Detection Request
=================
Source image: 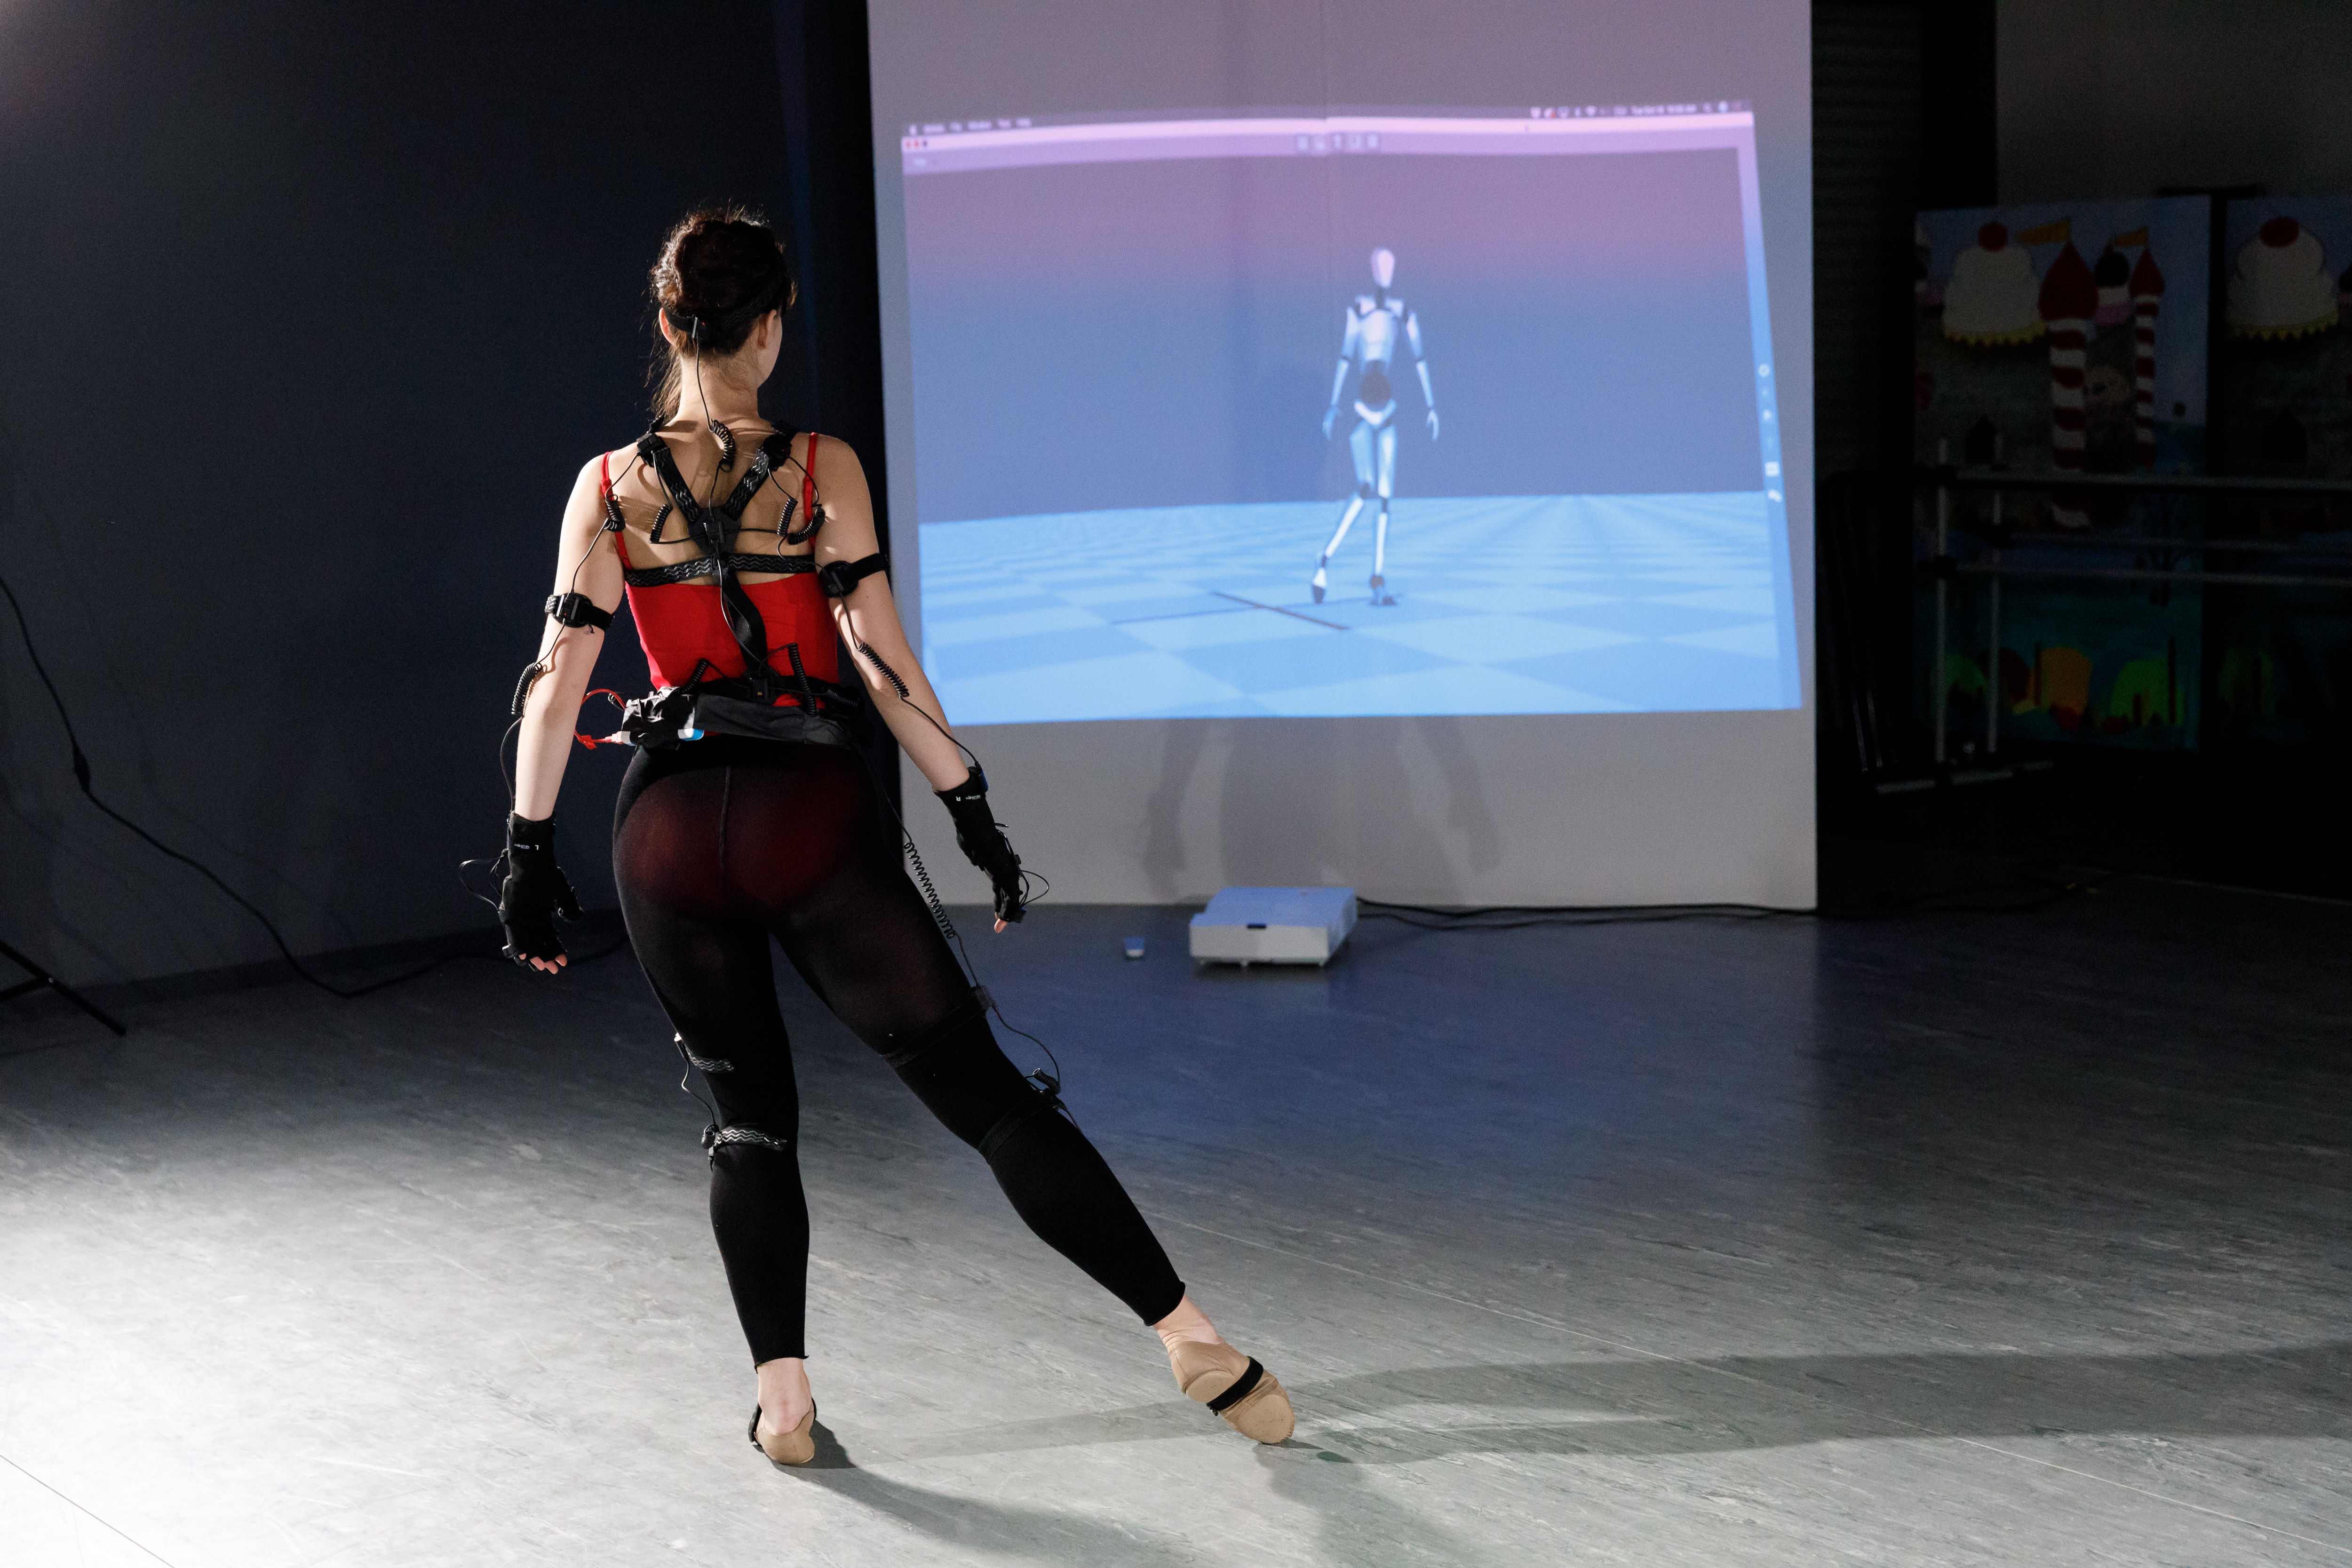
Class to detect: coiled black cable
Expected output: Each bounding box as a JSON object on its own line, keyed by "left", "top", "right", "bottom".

{"left": 0, "top": 566, "right": 552, "bottom": 999}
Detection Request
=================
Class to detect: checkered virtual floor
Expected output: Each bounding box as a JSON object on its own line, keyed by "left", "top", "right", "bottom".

{"left": 914, "top": 492, "right": 1795, "bottom": 723}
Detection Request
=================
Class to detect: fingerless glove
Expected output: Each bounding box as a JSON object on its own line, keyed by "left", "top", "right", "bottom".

{"left": 498, "top": 812, "right": 582, "bottom": 965}
{"left": 936, "top": 767, "right": 1025, "bottom": 924}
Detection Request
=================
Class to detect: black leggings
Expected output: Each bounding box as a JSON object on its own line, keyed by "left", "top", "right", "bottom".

{"left": 612, "top": 736, "right": 1184, "bottom": 1364}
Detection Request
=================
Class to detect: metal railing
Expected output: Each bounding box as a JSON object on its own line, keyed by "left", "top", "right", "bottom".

{"left": 1921, "top": 460, "right": 2352, "bottom": 766}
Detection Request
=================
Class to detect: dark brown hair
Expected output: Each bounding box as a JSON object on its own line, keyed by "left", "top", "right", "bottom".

{"left": 648, "top": 206, "right": 795, "bottom": 418}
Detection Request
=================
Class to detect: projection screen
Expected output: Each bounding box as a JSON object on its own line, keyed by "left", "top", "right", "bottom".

{"left": 868, "top": 0, "right": 1814, "bottom": 907}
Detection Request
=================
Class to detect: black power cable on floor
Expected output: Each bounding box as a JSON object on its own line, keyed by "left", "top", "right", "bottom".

{"left": 1359, "top": 899, "right": 1805, "bottom": 931}
{"left": 1358, "top": 867, "right": 2116, "bottom": 932}
{"left": 0, "top": 567, "right": 621, "bottom": 1001}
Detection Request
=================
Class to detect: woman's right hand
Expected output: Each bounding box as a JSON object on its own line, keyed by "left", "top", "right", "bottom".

{"left": 499, "top": 812, "right": 581, "bottom": 972}
{"left": 935, "top": 768, "right": 1025, "bottom": 926}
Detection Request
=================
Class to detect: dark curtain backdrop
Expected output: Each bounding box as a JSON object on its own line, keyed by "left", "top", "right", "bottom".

{"left": 0, "top": 1, "right": 887, "bottom": 990}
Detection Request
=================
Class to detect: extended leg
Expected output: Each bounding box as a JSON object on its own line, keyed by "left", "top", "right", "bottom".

{"left": 1370, "top": 422, "right": 1398, "bottom": 605}
{"left": 772, "top": 801, "right": 1184, "bottom": 1325}
{"left": 867, "top": 993, "right": 1182, "bottom": 1319}
{"left": 1313, "top": 419, "right": 1380, "bottom": 605}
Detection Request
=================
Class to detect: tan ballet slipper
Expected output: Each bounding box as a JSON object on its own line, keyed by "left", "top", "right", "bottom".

{"left": 1168, "top": 1339, "right": 1295, "bottom": 1444}
{"left": 747, "top": 1401, "right": 817, "bottom": 1467}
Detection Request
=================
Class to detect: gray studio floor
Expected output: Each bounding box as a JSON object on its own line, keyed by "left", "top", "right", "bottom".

{"left": 2, "top": 875, "right": 2348, "bottom": 1567}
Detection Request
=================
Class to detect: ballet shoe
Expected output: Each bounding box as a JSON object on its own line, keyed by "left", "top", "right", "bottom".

{"left": 1168, "top": 1338, "right": 1295, "bottom": 1444}
{"left": 747, "top": 1400, "right": 817, "bottom": 1467}
{"left": 1310, "top": 565, "right": 1329, "bottom": 605}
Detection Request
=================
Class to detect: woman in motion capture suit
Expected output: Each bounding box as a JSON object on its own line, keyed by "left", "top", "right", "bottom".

{"left": 494, "top": 208, "right": 1294, "bottom": 1465}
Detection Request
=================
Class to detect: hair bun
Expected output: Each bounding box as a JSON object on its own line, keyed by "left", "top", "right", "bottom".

{"left": 651, "top": 207, "right": 793, "bottom": 353}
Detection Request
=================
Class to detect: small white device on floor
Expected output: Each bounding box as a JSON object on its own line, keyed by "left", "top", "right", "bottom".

{"left": 1188, "top": 887, "right": 1358, "bottom": 966}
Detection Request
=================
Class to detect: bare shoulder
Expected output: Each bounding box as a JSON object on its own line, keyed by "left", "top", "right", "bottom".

{"left": 809, "top": 434, "right": 873, "bottom": 500}
{"left": 810, "top": 432, "right": 867, "bottom": 474}
{"left": 566, "top": 447, "right": 624, "bottom": 494}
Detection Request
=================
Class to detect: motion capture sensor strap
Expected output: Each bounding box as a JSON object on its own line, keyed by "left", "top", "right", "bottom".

{"left": 703, "top": 1123, "right": 792, "bottom": 1157}
{"left": 817, "top": 553, "right": 888, "bottom": 599}
{"left": 977, "top": 1090, "right": 1062, "bottom": 1163}
{"left": 545, "top": 592, "right": 611, "bottom": 630}
{"left": 674, "top": 1031, "right": 733, "bottom": 1075}
{"left": 668, "top": 1030, "right": 792, "bottom": 1160}
{"left": 623, "top": 553, "right": 816, "bottom": 588}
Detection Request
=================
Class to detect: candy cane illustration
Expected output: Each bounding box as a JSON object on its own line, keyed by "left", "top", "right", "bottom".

{"left": 2128, "top": 245, "right": 2166, "bottom": 470}
{"left": 2035, "top": 237, "right": 2098, "bottom": 528}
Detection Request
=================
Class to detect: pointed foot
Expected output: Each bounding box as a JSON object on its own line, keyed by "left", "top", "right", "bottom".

{"left": 1170, "top": 1340, "right": 1297, "bottom": 1445}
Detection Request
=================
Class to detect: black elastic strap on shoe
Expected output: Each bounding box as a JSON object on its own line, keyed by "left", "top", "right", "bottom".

{"left": 1206, "top": 1358, "right": 1265, "bottom": 1413}
{"left": 878, "top": 986, "right": 992, "bottom": 1070}
{"left": 545, "top": 592, "right": 611, "bottom": 631}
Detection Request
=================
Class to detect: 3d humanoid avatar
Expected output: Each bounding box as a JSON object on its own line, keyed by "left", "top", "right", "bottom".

{"left": 1313, "top": 247, "right": 1438, "bottom": 605}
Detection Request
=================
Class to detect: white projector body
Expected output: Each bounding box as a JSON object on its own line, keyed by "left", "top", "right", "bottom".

{"left": 1188, "top": 886, "right": 1358, "bottom": 966}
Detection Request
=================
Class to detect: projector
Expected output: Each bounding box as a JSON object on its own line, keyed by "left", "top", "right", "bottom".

{"left": 1188, "top": 887, "right": 1358, "bottom": 966}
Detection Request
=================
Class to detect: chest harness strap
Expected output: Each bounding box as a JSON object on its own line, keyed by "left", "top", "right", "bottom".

{"left": 635, "top": 429, "right": 800, "bottom": 701}
{"left": 583, "top": 432, "right": 892, "bottom": 751}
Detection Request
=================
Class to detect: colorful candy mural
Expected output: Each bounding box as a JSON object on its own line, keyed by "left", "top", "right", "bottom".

{"left": 1914, "top": 198, "right": 2210, "bottom": 752}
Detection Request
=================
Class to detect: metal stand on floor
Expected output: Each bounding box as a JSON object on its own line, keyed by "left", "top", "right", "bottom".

{"left": 0, "top": 937, "right": 126, "bottom": 1036}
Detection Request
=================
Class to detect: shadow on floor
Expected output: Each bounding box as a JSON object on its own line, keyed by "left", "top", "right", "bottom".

{"left": 791, "top": 1417, "right": 1206, "bottom": 1566}
{"left": 876, "top": 1342, "right": 2352, "bottom": 1466}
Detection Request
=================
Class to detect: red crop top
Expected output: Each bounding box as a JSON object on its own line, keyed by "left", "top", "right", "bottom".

{"left": 601, "top": 441, "right": 841, "bottom": 704}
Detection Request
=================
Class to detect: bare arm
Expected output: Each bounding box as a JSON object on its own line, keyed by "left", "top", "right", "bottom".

{"left": 809, "top": 437, "right": 973, "bottom": 793}
{"left": 512, "top": 457, "right": 625, "bottom": 821}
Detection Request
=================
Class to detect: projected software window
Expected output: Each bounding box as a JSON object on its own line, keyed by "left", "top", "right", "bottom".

{"left": 898, "top": 106, "right": 1795, "bottom": 723}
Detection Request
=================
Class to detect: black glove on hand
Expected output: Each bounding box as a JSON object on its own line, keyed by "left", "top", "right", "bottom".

{"left": 936, "top": 766, "right": 1025, "bottom": 925}
{"left": 499, "top": 812, "right": 581, "bottom": 967}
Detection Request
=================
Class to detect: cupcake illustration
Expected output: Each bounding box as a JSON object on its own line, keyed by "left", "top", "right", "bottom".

{"left": 1942, "top": 222, "right": 2042, "bottom": 344}
{"left": 2227, "top": 215, "right": 2339, "bottom": 339}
